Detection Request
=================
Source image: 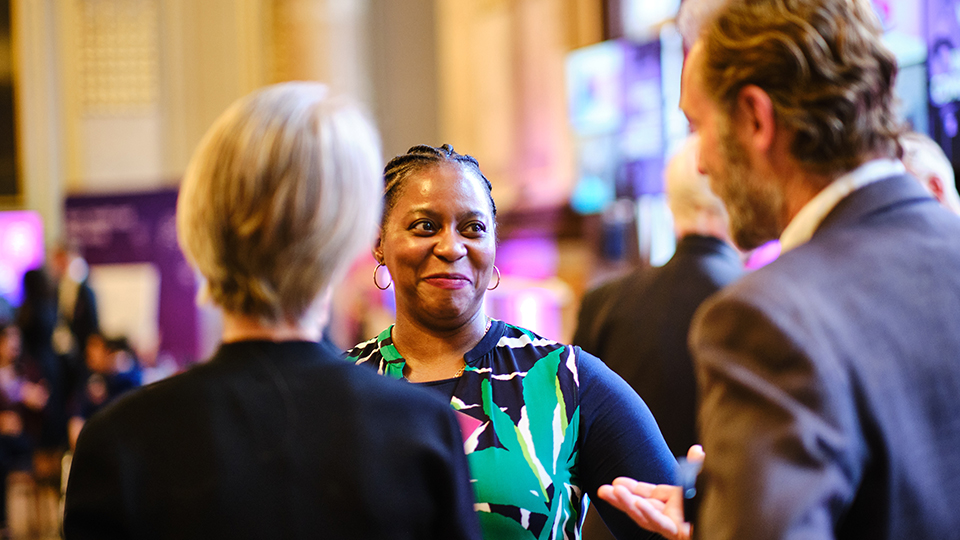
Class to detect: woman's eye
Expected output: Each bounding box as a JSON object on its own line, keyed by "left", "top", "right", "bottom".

{"left": 463, "top": 222, "right": 487, "bottom": 235}
{"left": 411, "top": 221, "right": 437, "bottom": 233}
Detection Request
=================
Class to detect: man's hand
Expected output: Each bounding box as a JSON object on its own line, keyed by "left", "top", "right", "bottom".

{"left": 597, "top": 478, "right": 690, "bottom": 540}
{"left": 597, "top": 445, "right": 704, "bottom": 540}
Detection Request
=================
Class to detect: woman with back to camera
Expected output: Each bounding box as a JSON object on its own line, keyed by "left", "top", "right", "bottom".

{"left": 347, "top": 144, "right": 679, "bottom": 540}
{"left": 63, "top": 84, "right": 480, "bottom": 540}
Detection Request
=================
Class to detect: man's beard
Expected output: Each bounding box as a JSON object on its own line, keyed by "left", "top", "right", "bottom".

{"left": 714, "top": 123, "right": 786, "bottom": 250}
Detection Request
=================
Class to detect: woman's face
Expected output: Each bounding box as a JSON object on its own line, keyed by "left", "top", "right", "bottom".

{"left": 378, "top": 162, "right": 496, "bottom": 329}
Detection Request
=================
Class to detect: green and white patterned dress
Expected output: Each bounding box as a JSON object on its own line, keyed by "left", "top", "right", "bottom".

{"left": 347, "top": 319, "right": 676, "bottom": 540}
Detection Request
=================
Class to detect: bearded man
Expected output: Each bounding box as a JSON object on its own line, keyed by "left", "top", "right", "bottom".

{"left": 599, "top": 0, "right": 960, "bottom": 539}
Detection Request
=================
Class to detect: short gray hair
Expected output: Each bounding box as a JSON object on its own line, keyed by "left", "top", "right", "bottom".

{"left": 676, "top": 0, "right": 729, "bottom": 48}
{"left": 177, "top": 82, "right": 383, "bottom": 323}
{"left": 665, "top": 133, "right": 729, "bottom": 230}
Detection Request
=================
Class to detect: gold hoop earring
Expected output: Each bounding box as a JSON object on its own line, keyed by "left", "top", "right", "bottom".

{"left": 487, "top": 265, "right": 501, "bottom": 290}
{"left": 373, "top": 263, "right": 392, "bottom": 290}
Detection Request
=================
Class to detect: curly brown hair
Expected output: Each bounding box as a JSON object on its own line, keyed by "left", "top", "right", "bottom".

{"left": 699, "top": 0, "right": 904, "bottom": 175}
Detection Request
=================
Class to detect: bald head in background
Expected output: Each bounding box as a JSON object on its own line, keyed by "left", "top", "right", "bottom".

{"left": 676, "top": 0, "right": 729, "bottom": 48}
{"left": 900, "top": 131, "right": 960, "bottom": 214}
{"left": 573, "top": 132, "right": 743, "bottom": 460}
{"left": 665, "top": 133, "right": 732, "bottom": 241}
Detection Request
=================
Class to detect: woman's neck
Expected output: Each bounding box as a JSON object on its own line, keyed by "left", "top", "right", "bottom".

{"left": 391, "top": 311, "right": 488, "bottom": 383}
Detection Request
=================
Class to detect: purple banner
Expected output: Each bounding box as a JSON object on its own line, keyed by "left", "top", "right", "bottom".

{"left": 65, "top": 190, "right": 198, "bottom": 365}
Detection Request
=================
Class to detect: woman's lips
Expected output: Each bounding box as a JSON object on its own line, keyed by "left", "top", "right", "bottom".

{"left": 423, "top": 274, "right": 471, "bottom": 289}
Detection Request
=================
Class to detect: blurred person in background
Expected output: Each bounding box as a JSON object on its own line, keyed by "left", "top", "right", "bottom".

{"left": 574, "top": 133, "right": 743, "bottom": 540}
{"left": 347, "top": 143, "right": 678, "bottom": 540}
{"left": 66, "top": 334, "right": 142, "bottom": 451}
{"left": 49, "top": 244, "right": 99, "bottom": 405}
{"left": 900, "top": 131, "right": 960, "bottom": 214}
{"left": 64, "top": 82, "right": 481, "bottom": 540}
{"left": 574, "top": 132, "right": 743, "bottom": 458}
{"left": 599, "top": 0, "right": 960, "bottom": 538}
{"left": 0, "top": 324, "right": 37, "bottom": 536}
{"left": 50, "top": 244, "right": 99, "bottom": 364}
{"left": 15, "top": 269, "right": 65, "bottom": 492}
{"left": 135, "top": 348, "right": 178, "bottom": 386}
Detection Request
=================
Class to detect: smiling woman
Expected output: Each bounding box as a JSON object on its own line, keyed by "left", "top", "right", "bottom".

{"left": 379, "top": 158, "right": 496, "bottom": 343}
{"left": 347, "top": 144, "right": 679, "bottom": 540}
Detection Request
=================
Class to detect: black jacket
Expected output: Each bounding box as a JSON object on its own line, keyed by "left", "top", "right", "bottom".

{"left": 64, "top": 339, "right": 481, "bottom": 540}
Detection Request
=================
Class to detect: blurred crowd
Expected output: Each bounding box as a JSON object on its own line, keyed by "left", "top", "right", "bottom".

{"left": 0, "top": 245, "right": 178, "bottom": 537}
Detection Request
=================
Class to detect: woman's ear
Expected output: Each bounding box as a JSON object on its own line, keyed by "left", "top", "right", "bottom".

{"left": 373, "top": 235, "right": 384, "bottom": 265}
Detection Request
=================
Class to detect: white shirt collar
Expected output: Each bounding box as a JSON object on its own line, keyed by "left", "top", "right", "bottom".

{"left": 779, "top": 159, "right": 905, "bottom": 253}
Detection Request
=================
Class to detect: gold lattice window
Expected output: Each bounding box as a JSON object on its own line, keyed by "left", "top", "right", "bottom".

{"left": 77, "top": 0, "right": 159, "bottom": 114}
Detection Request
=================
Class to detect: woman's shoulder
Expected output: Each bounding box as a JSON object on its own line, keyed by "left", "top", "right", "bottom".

{"left": 493, "top": 321, "right": 570, "bottom": 352}
{"left": 484, "top": 320, "right": 581, "bottom": 374}
{"left": 345, "top": 326, "right": 393, "bottom": 364}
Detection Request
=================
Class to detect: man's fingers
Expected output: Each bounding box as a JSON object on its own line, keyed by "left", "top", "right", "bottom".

{"left": 627, "top": 492, "right": 680, "bottom": 536}
{"left": 651, "top": 483, "right": 683, "bottom": 501}
{"left": 597, "top": 483, "right": 687, "bottom": 540}
{"left": 610, "top": 477, "right": 659, "bottom": 497}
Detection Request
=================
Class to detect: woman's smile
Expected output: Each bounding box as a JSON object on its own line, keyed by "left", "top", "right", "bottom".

{"left": 422, "top": 272, "right": 472, "bottom": 289}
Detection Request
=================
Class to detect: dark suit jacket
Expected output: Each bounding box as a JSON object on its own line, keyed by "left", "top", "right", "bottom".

{"left": 61, "top": 280, "right": 99, "bottom": 434}
{"left": 64, "top": 339, "right": 481, "bottom": 540}
{"left": 68, "top": 280, "right": 99, "bottom": 359}
{"left": 690, "top": 175, "right": 960, "bottom": 540}
{"left": 575, "top": 235, "right": 744, "bottom": 456}
{"left": 574, "top": 236, "right": 742, "bottom": 540}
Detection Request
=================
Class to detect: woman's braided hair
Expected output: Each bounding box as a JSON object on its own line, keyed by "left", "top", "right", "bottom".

{"left": 381, "top": 144, "right": 496, "bottom": 228}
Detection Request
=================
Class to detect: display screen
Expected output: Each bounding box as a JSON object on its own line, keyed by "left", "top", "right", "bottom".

{"left": 0, "top": 211, "right": 44, "bottom": 307}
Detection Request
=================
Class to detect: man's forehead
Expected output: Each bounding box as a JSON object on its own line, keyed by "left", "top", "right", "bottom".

{"left": 680, "top": 42, "right": 707, "bottom": 111}
{"left": 682, "top": 42, "right": 706, "bottom": 84}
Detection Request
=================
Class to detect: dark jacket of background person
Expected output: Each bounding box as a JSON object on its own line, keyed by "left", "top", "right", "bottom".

{"left": 575, "top": 234, "right": 743, "bottom": 457}
{"left": 52, "top": 254, "right": 100, "bottom": 430}
{"left": 574, "top": 133, "right": 740, "bottom": 540}
{"left": 16, "top": 269, "right": 65, "bottom": 449}
{"left": 60, "top": 279, "right": 99, "bottom": 396}
{"left": 573, "top": 132, "right": 743, "bottom": 458}
{"left": 50, "top": 246, "right": 100, "bottom": 366}
{"left": 60, "top": 280, "right": 99, "bottom": 369}
{"left": 64, "top": 339, "right": 480, "bottom": 540}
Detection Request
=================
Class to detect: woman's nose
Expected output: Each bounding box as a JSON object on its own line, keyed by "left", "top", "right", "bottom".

{"left": 434, "top": 230, "right": 468, "bottom": 260}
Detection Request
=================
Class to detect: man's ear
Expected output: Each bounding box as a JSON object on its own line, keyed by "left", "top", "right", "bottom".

{"left": 736, "top": 85, "right": 776, "bottom": 153}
